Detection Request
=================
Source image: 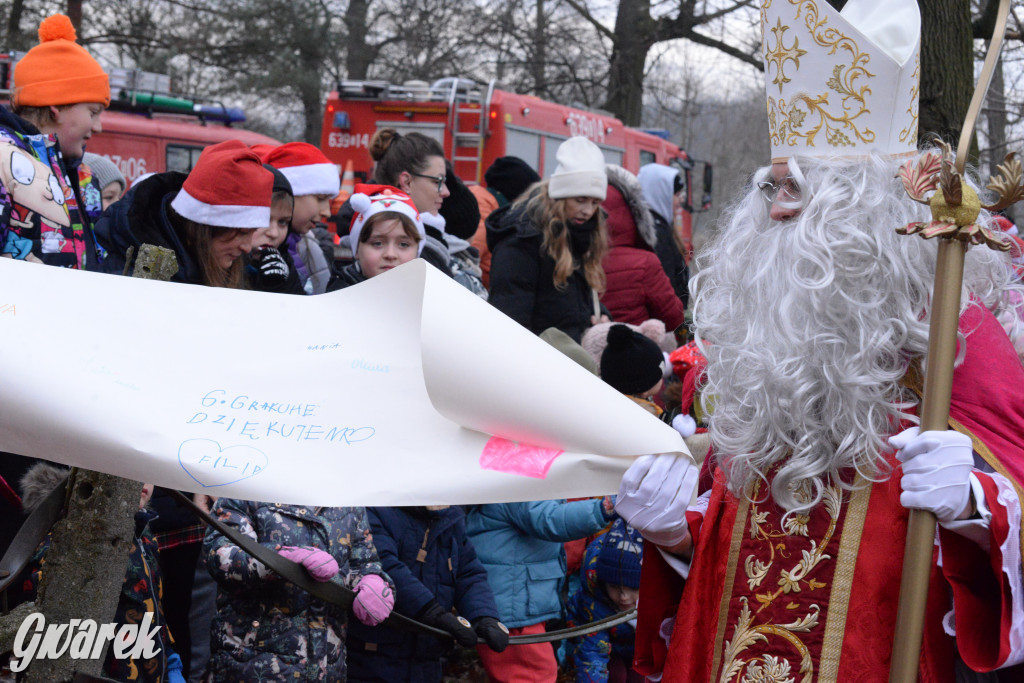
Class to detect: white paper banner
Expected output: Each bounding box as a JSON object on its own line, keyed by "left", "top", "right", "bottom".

{"left": 0, "top": 258, "right": 689, "bottom": 506}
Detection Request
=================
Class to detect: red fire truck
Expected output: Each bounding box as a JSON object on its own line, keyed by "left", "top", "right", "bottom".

{"left": 90, "top": 108, "right": 279, "bottom": 185}
{"left": 1, "top": 57, "right": 279, "bottom": 185}
{"left": 319, "top": 77, "right": 710, "bottom": 258}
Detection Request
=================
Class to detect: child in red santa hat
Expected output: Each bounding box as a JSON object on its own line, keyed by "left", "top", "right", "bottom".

{"left": 327, "top": 184, "right": 427, "bottom": 290}
{"left": 262, "top": 142, "right": 341, "bottom": 294}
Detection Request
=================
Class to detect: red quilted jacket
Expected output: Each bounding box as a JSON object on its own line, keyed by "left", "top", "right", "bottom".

{"left": 600, "top": 179, "right": 685, "bottom": 330}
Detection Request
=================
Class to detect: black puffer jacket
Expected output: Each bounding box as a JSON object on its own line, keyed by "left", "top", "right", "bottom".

{"left": 326, "top": 260, "right": 368, "bottom": 292}
{"left": 486, "top": 199, "right": 602, "bottom": 343}
{"left": 651, "top": 211, "right": 689, "bottom": 310}
{"left": 93, "top": 172, "right": 204, "bottom": 284}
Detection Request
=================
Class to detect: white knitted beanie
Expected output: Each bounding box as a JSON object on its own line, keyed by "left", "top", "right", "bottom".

{"left": 548, "top": 136, "right": 608, "bottom": 200}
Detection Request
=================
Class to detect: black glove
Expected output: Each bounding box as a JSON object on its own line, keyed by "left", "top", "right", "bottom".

{"left": 418, "top": 601, "right": 477, "bottom": 648}
{"left": 473, "top": 616, "right": 509, "bottom": 652}
{"left": 253, "top": 247, "right": 289, "bottom": 286}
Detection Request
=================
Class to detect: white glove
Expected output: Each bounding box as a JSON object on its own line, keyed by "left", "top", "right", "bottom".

{"left": 616, "top": 453, "right": 699, "bottom": 547}
{"left": 890, "top": 427, "right": 975, "bottom": 523}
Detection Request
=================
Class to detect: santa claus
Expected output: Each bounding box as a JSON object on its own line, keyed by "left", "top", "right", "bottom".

{"left": 615, "top": 0, "right": 1024, "bottom": 680}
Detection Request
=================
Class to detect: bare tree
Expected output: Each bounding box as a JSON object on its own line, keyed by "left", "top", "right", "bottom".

{"left": 564, "top": 0, "right": 761, "bottom": 125}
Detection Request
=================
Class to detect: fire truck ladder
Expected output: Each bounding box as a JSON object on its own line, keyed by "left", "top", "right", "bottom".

{"left": 443, "top": 78, "right": 499, "bottom": 184}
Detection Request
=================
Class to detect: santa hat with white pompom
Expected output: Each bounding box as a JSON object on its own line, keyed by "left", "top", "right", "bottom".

{"left": 349, "top": 184, "right": 428, "bottom": 254}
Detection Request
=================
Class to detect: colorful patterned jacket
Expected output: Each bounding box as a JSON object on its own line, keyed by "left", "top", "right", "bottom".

{"left": 566, "top": 524, "right": 638, "bottom": 682}
{"left": 0, "top": 106, "right": 102, "bottom": 269}
{"left": 203, "top": 500, "right": 391, "bottom": 682}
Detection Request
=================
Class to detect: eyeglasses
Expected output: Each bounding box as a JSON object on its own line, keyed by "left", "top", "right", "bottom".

{"left": 757, "top": 176, "right": 801, "bottom": 205}
{"left": 410, "top": 172, "right": 447, "bottom": 193}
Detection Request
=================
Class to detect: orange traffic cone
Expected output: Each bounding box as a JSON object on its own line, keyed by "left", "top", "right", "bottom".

{"left": 338, "top": 160, "right": 355, "bottom": 202}
{"left": 329, "top": 160, "right": 357, "bottom": 241}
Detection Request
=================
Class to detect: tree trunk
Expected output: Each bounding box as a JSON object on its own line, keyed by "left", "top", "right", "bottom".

{"left": 986, "top": 55, "right": 1007, "bottom": 178}
{"left": 345, "top": 0, "right": 373, "bottom": 80}
{"left": 300, "top": 40, "right": 325, "bottom": 145}
{"left": 23, "top": 471, "right": 139, "bottom": 682}
{"left": 66, "top": 0, "right": 82, "bottom": 34}
{"left": 6, "top": 0, "right": 27, "bottom": 52}
{"left": 533, "top": 0, "right": 546, "bottom": 98}
{"left": 917, "top": 0, "right": 974, "bottom": 147}
{"left": 604, "top": 0, "right": 654, "bottom": 126}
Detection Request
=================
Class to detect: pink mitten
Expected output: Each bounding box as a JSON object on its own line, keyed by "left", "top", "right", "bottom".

{"left": 352, "top": 574, "right": 395, "bottom": 626}
{"left": 277, "top": 546, "right": 339, "bottom": 582}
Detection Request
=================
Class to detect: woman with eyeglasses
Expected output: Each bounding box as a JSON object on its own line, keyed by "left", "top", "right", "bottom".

{"left": 486, "top": 136, "right": 610, "bottom": 343}
{"left": 363, "top": 128, "right": 455, "bottom": 278}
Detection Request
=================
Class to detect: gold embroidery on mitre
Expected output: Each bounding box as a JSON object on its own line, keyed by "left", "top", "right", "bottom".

{"left": 766, "top": 0, "right": 875, "bottom": 151}
{"left": 898, "top": 53, "right": 920, "bottom": 144}
{"left": 765, "top": 17, "right": 808, "bottom": 94}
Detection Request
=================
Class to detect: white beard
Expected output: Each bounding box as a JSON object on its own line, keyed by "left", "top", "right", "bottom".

{"left": 692, "top": 152, "right": 1024, "bottom": 512}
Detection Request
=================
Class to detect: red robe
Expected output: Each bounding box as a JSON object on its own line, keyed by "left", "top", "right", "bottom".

{"left": 636, "top": 305, "right": 1024, "bottom": 681}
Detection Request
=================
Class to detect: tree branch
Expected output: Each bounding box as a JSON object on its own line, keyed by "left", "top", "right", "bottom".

{"left": 561, "top": 0, "right": 617, "bottom": 42}
{"left": 696, "top": 0, "right": 757, "bottom": 25}
{"left": 688, "top": 30, "right": 763, "bottom": 70}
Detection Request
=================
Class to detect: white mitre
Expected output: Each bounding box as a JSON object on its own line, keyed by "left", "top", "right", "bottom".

{"left": 761, "top": 0, "right": 921, "bottom": 162}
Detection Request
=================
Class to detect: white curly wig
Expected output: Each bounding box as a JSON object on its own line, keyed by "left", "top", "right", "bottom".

{"left": 692, "top": 150, "right": 1024, "bottom": 513}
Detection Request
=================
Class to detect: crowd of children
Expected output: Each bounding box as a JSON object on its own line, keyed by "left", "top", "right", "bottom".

{"left": 0, "top": 13, "right": 705, "bottom": 683}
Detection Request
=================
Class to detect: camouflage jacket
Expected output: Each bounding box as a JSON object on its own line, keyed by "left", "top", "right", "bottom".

{"left": 203, "top": 500, "right": 391, "bottom": 683}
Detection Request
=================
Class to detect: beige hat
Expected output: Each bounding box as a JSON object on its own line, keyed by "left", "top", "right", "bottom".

{"left": 548, "top": 136, "right": 608, "bottom": 200}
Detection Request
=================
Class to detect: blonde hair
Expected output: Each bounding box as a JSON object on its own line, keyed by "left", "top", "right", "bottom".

{"left": 12, "top": 104, "right": 70, "bottom": 128}
{"left": 515, "top": 180, "right": 607, "bottom": 292}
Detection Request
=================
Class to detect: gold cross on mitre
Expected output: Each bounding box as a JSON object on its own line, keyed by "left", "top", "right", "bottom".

{"left": 761, "top": 0, "right": 920, "bottom": 163}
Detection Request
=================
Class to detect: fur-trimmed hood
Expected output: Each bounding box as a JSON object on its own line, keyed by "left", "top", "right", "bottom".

{"left": 19, "top": 462, "right": 69, "bottom": 513}
{"left": 604, "top": 165, "right": 656, "bottom": 250}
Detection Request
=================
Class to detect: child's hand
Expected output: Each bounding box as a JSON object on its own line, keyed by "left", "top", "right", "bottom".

{"left": 601, "top": 495, "right": 617, "bottom": 521}
{"left": 253, "top": 247, "right": 289, "bottom": 285}
{"left": 353, "top": 574, "right": 394, "bottom": 625}
{"left": 418, "top": 601, "right": 477, "bottom": 647}
{"left": 277, "top": 545, "right": 339, "bottom": 582}
{"left": 473, "top": 616, "right": 509, "bottom": 652}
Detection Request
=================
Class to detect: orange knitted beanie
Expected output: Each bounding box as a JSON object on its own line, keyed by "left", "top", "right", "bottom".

{"left": 12, "top": 14, "right": 110, "bottom": 108}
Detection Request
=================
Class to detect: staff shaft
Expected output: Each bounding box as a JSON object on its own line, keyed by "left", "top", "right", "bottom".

{"left": 888, "top": 238, "right": 966, "bottom": 682}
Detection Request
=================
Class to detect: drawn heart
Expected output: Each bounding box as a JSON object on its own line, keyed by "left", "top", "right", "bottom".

{"left": 178, "top": 439, "right": 268, "bottom": 488}
{"left": 479, "top": 436, "right": 564, "bottom": 479}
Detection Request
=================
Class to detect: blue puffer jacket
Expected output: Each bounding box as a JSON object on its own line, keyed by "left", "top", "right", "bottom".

{"left": 465, "top": 500, "right": 610, "bottom": 628}
{"left": 347, "top": 506, "right": 498, "bottom": 682}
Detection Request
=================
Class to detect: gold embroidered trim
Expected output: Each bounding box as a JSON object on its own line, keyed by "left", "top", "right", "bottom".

{"left": 716, "top": 482, "right": 843, "bottom": 682}
{"left": 817, "top": 481, "right": 872, "bottom": 681}
{"left": 949, "top": 416, "right": 1024, "bottom": 550}
{"left": 711, "top": 494, "right": 752, "bottom": 682}
{"left": 898, "top": 54, "right": 920, "bottom": 144}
